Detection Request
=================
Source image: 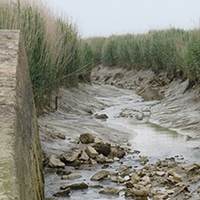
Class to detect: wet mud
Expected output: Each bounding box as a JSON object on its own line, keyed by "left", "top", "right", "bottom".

{"left": 39, "top": 65, "right": 200, "bottom": 199}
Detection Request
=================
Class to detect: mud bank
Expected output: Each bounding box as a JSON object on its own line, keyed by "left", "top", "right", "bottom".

{"left": 39, "top": 65, "right": 200, "bottom": 200}
{"left": 92, "top": 65, "right": 200, "bottom": 140}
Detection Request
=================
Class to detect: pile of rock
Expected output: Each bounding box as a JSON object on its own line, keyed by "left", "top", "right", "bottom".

{"left": 44, "top": 133, "right": 200, "bottom": 199}
{"left": 44, "top": 133, "right": 126, "bottom": 170}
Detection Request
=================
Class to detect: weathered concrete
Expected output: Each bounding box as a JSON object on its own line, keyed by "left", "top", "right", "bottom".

{"left": 0, "top": 30, "right": 44, "bottom": 199}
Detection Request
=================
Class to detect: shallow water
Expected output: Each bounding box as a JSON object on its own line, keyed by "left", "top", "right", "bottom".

{"left": 41, "top": 84, "right": 200, "bottom": 200}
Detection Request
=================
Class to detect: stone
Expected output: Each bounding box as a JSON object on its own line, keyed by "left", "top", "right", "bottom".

{"left": 111, "top": 176, "right": 127, "bottom": 183}
{"left": 57, "top": 133, "right": 66, "bottom": 140}
{"left": 85, "top": 146, "right": 98, "bottom": 158}
{"left": 61, "top": 172, "right": 82, "bottom": 180}
{"left": 49, "top": 155, "right": 65, "bottom": 168}
{"left": 79, "top": 150, "right": 89, "bottom": 161}
{"left": 156, "top": 171, "right": 166, "bottom": 176}
{"left": 137, "top": 156, "right": 149, "bottom": 164}
{"left": 133, "top": 187, "right": 149, "bottom": 197}
{"left": 60, "top": 182, "right": 88, "bottom": 190}
{"left": 127, "top": 142, "right": 132, "bottom": 146}
{"left": 61, "top": 149, "right": 81, "bottom": 163}
{"left": 80, "top": 133, "right": 94, "bottom": 144}
{"left": 95, "top": 114, "right": 108, "bottom": 119}
{"left": 91, "top": 170, "right": 109, "bottom": 181}
{"left": 106, "top": 158, "right": 114, "bottom": 163}
{"left": 168, "top": 169, "right": 182, "bottom": 181}
{"left": 53, "top": 188, "right": 70, "bottom": 197}
{"left": 131, "top": 173, "right": 140, "bottom": 184}
{"left": 99, "top": 187, "right": 120, "bottom": 195}
{"left": 90, "top": 158, "right": 98, "bottom": 165}
{"left": 96, "top": 154, "right": 106, "bottom": 163}
{"left": 139, "top": 176, "right": 151, "bottom": 186}
{"left": 96, "top": 143, "right": 111, "bottom": 156}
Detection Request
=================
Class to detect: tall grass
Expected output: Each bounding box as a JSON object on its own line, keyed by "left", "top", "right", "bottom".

{"left": 87, "top": 28, "right": 200, "bottom": 85}
{"left": 0, "top": 0, "right": 94, "bottom": 111}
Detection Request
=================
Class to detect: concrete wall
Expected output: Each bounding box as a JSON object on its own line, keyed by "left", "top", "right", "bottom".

{"left": 0, "top": 30, "right": 44, "bottom": 200}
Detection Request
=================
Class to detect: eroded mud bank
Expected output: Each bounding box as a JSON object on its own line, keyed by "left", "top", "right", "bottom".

{"left": 39, "top": 65, "right": 200, "bottom": 200}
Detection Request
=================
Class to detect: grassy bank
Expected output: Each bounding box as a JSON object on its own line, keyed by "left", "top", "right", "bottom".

{"left": 87, "top": 28, "right": 200, "bottom": 86}
{"left": 0, "top": 0, "right": 93, "bottom": 111}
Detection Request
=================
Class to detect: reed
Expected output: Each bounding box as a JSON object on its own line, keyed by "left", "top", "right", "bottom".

{"left": 0, "top": 0, "right": 94, "bottom": 111}
{"left": 88, "top": 28, "right": 200, "bottom": 85}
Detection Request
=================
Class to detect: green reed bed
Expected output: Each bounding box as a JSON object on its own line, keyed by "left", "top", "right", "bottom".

{"left": 0, "top": 0, "right": 94, "bottom": 111}
{"left": 87, "top": 28, "right": 200, "bottom": 86}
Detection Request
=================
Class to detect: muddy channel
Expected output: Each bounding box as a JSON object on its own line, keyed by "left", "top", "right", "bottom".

{"left": 39, "top": 66, "right": 200, "bottom": 200}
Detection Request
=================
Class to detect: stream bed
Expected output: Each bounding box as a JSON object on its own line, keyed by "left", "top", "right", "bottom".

{"left": 39, "top": 84, "right": 200, "bottom": 200}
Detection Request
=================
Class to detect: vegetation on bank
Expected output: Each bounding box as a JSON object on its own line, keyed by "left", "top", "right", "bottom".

{"left": 0, "top": 0, "right": 94, "bottom": 111}
{"left": 86, "top": 28, "right": 200, "bottom": 86}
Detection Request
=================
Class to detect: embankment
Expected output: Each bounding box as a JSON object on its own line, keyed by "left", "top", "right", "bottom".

{"left": 0, "top": 30, "right": 44, "bottom": 199}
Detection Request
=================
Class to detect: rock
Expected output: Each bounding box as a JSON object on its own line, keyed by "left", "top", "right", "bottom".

{"left": 96, "top": 154, "right": 106, "bottom": 163}
{"left": 117, "top": 149, "right": 126, "bottom": 158}
{"left": 114, "top": 157, "right": 120, "bottom": 161}
{"left": 139, "top": 176, "right": 151, "bottom": 186}
{"left": 85, "top": 146, "right": 98, "bottom": 158}
{"left": 56, "top": 169, "right": 72, "bottom": 176}
{"left": 169, "top": 185, "right": 189, "bottom": 198}
{"left": 61, "top": 172, "right": 82, "bottom": 180}
{"left": 168, "top": 169, "right": 182, "bottom": 181}
{"left": 127, "top": 142, "right": 132, "bottom": 146}
{"left": 111, "top": 176, "right": 127, "bottom": 183}
{"left": 80, "top": 133, "right": 94, "bottom": 144}
{"left": 106, "top": 158, "right": 114, "bottom": 163}
{"left": 156, "top": 171, "right": 166, "bottom": 176}
{"left": 95, "top": 114, "right": 108, "bottom": 119}
{"left": 53, "top": 188, "right": 70, "bottom": 197}
{"left": 91, "top": 170, "right": 109, "bottom": 181}
{"left": 137, "top": 156, "right": 149, "bottom": 165}
{"left": 57, "top": 133, "right": 66, "bottom": 140}
{"left": 96, "top": 143, "right": 111, "bottom": 156}
{"left": 79, "top": 150, "right": 90, "bottom": 161}
{"left": 61, "top": 149, "right": 81, "bottom": 163}
{"left": 183, "top": 163, "right": 200, "bottom": 171}
{"left": 133, "top": 187, "right": 149, "bottom": 197}
{"left": 49, "top": 155, "right": 65, "bottom": 168}
{"left": 60, "top": 182, "right": 88, "bottom": 190}
{"left": 99, "top": 187, "right": 120, "bottom": 195}
{"left": 131, "top": 173, "right": 140, "bottom": 184}
{"left": 90, "top": 158, "right": 98, "bottom": 165}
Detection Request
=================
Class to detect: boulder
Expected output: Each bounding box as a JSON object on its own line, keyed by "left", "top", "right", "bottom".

{"left": 111, "top": 176, "right": 127, "bottom": 183}
{"left": 96, "top": 143, "right": 111, "bottom": 156}
{"left": 60, "top": 182, "right": 88, "bottom": 190}
{"left": 96, "top": 154, "right": 106, "bottom": 163}
{"left": 90, "top": 158, "right": 98, "bottom": 165}
{"left": 49, "top": 155, "right": 65, "bottom": 168}
{"left": 53, "top": 188, "right": 70, "bottom": 197}
{"left": 61, "top": 172, "right": 82, "bottom": 180}
{"left": 79, "top": 150, "right": 90, "bottom": 161}
{"left": 139, "top": 176, "right": 151, "bottom": 186}
{"left": 156, "top": 171, "right": 165, "bottom": 176}
{"left": 131, "top": 173, "right": 140, "bottom": 184}
{"left": 133, "top": 187, "right": 149, "bottom": 197}
{"left": 85, "top": 146, "right": 98, "bottom": 158}
{"left": 80, "top": 133, "right": 94, "bottom": 144}
{"left": 168, "top": 169, "right": 182, "bottom": 181}
{"left": 61, "top": 149, "right": 81, "bottom": 163}
{"left": 95, "top": 114, "right": 108, "bottom": 119}
{"left": 91, "top": 170, "right": 109, "bottom": 181}
{"left": 99, "top": 187, "right": 120, "bottom": 195}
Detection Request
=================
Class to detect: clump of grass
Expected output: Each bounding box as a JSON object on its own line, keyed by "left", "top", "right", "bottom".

{"left": 89, "top": 27, "right": 200, "bottom": 86}
{"left": 0, "top": 0, "right": 94, "bottom": 111}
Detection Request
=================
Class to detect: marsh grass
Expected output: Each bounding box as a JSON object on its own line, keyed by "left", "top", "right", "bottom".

{"left": 88, "top": 28, "right": 200, "bottom": 85}
{"left": 0, "top": 0, "right": 94, "bottom": 111}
